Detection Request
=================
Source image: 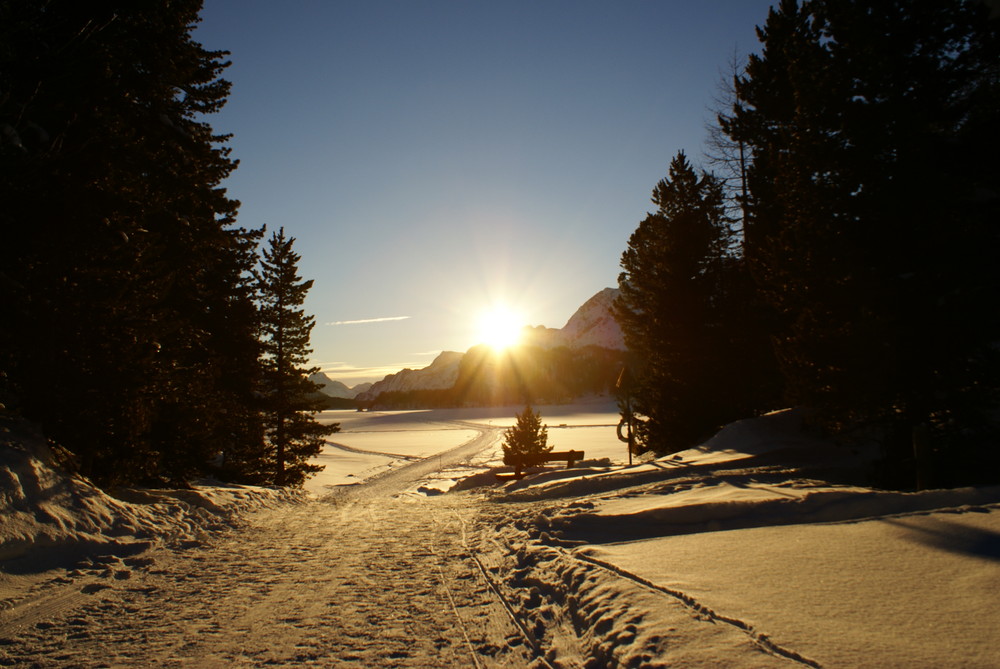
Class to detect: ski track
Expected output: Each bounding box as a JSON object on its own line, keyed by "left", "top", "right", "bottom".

{"left": 568, "top": 549, "right": 822, "bottom": 667}
{"left": 0, "top": 426, "right": 538, "bottom": 668}
{"left": 324, "top": 439, "right": 423, "bottom": 461}
{"left": 1, "top": 421, "right": 817, "bottom": 668}
{"left": 465, "top": 499, "right": 807, "bottom": 669}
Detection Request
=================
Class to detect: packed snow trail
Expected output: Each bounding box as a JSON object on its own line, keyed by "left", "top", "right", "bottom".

{"left": 2, "top": 420, "right": 812, "bottom": 668}
{"left": 7, "top": 405, "right": 998, "bottom": 667}
{"left": 0, "top": 428, "right": 539, "bottom": 667}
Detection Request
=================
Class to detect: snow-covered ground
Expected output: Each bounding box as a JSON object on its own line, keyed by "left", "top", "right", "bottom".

{"left": 472, "top": 409, "right": 1000, "bottom": 667}
{"left": 2, "top": 403, "right": 999, "bottom": 667}
{"left": 306, "top": 400, "right": 627, "bottom": 496}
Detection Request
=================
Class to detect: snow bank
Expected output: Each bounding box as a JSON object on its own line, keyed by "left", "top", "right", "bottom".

{"left": 546, "top": 480, "right": 1000, "bottom": 544}
{"left": 580, "top": 504, "right": 1000, "bottom": 668}
{"left": 0, "top": 421, "right": 303, "bottom": 575}
{"left": 483, "top": 409, "right": 873, "bottom": 501}
{"left": 472, "top": 409, "right": 1000, "bottom": 667}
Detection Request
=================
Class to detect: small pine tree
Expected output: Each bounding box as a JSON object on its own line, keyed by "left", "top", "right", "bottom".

{"left": 257, "top": 228, "right": 339, "bottom": 486}
{"left": 502, "top": 405, "right": 551, "bottom": 465}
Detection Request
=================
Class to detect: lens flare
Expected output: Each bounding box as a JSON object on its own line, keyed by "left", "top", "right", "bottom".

{"left": 476, "top": 306, "right": 524, "bottom": 351}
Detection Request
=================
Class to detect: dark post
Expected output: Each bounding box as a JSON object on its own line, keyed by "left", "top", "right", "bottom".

{"left": 616, "top": 366, "right": 634, "bottom": 466}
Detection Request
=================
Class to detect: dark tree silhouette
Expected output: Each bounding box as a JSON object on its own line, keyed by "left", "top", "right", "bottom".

{"left": 0, "top": 0, "right": 264, "bottom": 485}
{"left": 257, "top": 228, "right": 339, "bottom": 486}
{"left": 614, "top": 152, "right": 746, "bottom": 454}
{"left": 726, "top": 0, "right": 1000, "bottom": 484}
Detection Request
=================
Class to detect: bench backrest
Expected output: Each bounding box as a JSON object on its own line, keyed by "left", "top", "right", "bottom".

{"left": 513, "top": 450, "right": 584, "bottom": 466}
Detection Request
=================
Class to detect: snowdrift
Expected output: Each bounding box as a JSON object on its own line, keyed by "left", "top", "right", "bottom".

{"left": 0, "top": 421, "right": 302, "bottom": 574}
{"left": 466, "top": 409, "right": 1000, "bottom": 667}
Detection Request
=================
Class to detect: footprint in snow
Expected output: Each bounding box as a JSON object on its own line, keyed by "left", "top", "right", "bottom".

{"left": 80, "top": 583, "right": 112, "bottom": 594}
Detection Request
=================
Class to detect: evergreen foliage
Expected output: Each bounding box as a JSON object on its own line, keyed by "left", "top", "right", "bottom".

{"left": 256, "top": 229, "right": 339, "bottom": 486}
{"left": 4, "top": 0, "right": 994, "bottom": 492}
{"left": 0, "top": 0, "right": 266, "bottom": 486}
{"left": 614, "top": 152, "right": 754, "bottom": 453}
{"left": 724, "top": 0, "right": 1000, "bottom": 483}
{"left": 502, "top": 405, "right": 551, "bottom": 464}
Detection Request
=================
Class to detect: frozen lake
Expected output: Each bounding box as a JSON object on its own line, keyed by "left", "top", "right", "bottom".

{"left": 305, "top": 400, "right": 627, "bottom": 496}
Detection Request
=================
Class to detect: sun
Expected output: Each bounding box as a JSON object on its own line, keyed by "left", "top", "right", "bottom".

{"left": 476, "top": 306, "right": 525, "bottom": 351}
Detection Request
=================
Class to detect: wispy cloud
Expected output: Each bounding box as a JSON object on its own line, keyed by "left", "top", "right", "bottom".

{"left": 326, "top": 315, "right": 411, "bottom": 326}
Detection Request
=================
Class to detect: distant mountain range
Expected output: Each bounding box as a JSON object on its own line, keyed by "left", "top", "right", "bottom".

{"left": 315, "top": 287, "right": 626, "bottom": 408}
{"left": 354, "top": 351, "right": 463, "bottom": 403}
{"left": 307, "top": 374, "right": 372, "bottom": 399}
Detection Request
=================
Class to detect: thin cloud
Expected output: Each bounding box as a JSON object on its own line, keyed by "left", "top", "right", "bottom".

{"left": 316, "top": 362, "right": 424, "bottom": 382}
{"left": 326, "top": 315, "right": 411, "bottom": 326}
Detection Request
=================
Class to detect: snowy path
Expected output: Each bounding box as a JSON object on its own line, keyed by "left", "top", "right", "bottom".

{"left": 10, "top": 406, "right": 961, "bottom": 667}
{"left": 0, "top": 419, "right": 807, "bottom": 668}
{"left": 0, "top": 427, "right": 543, "bottom": 668}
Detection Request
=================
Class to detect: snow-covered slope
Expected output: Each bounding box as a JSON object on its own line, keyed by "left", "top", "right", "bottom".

{"left": 355, "top": 351, "right": 463, "bottom": 402}
{"left": 523, "top": 287, "right": 625, "bottom": 351}
{"left": 0, "top": 420, "right": 302, "bottom": 572}
{"left": 4, "top": 403, "right": 999, "bottom": 667}
{"left": 454, "top": 408, "right": 1000, "bottom": 668}
{"left": 555, "top": 286, "right": 625, "bottom": 350}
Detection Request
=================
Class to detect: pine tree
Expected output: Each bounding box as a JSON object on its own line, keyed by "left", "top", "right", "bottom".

{"left": 614, "top": 152, "right": 743, "bottom": 453}
{"left": 197, "top": 225, "right": 270, "bottom": 484}
{"left": 0, "top": 0, "right": 264, "bottom": 485}
{"left": 727, "top": 0, "right": 1000, "bottom": 483}
{"left": 502, "top": 405, "right": 551, "bottom": 465}
{"left": 257, "top": 228, "right": 339, "bottom": 486}
{"left": 707, "top": 57, "right": 785, "bottom": 423}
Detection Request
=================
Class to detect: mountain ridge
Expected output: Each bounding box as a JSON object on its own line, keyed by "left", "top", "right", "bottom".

{"left": 354, "top": 351, "right": 464, "bottom": 403}
{"left": 522, "top": 287, "right": 624, "bottom": 351}
{"left": 307, "top": 373, "right": 372, "bottom": 399}
{"left": 353, "top": 288, "right": 624, "bottom": 404}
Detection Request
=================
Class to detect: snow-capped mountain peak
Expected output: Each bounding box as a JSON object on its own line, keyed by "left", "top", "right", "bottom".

{"left": 354, "top": 351, "right": 463, "bottom": 403}
{"left": 522, "top": 287, "right": 625, "bottom": 351}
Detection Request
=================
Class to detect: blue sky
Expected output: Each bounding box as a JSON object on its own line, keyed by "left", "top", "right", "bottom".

{"left": 194, "top": 0, "right": 775, "bottom": 384}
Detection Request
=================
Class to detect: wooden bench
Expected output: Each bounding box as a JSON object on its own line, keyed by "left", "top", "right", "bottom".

{"left": 501, "top": 450, "right": 585, "bottom": 480}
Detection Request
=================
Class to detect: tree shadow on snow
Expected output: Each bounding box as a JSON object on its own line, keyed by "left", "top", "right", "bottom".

{"left": 884, "top": 513, "right": 1000, "bottom": 563}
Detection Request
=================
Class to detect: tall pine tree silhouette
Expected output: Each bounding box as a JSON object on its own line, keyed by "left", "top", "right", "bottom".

{"left": 257, "top": 228, "right": 339, "bottom": 486}
{"left": 0, "top": 0, "right": 264, "bottom": 485}
{"left": 726, "top": 0, "right": 1000, "bottom": 484}
{"left": 615, "top": 152, "right": 743, "bottom": 453}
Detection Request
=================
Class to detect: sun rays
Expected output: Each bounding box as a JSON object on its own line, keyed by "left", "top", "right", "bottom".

{"left": 476, "top": 306, "right": 525, "bottom": 351}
